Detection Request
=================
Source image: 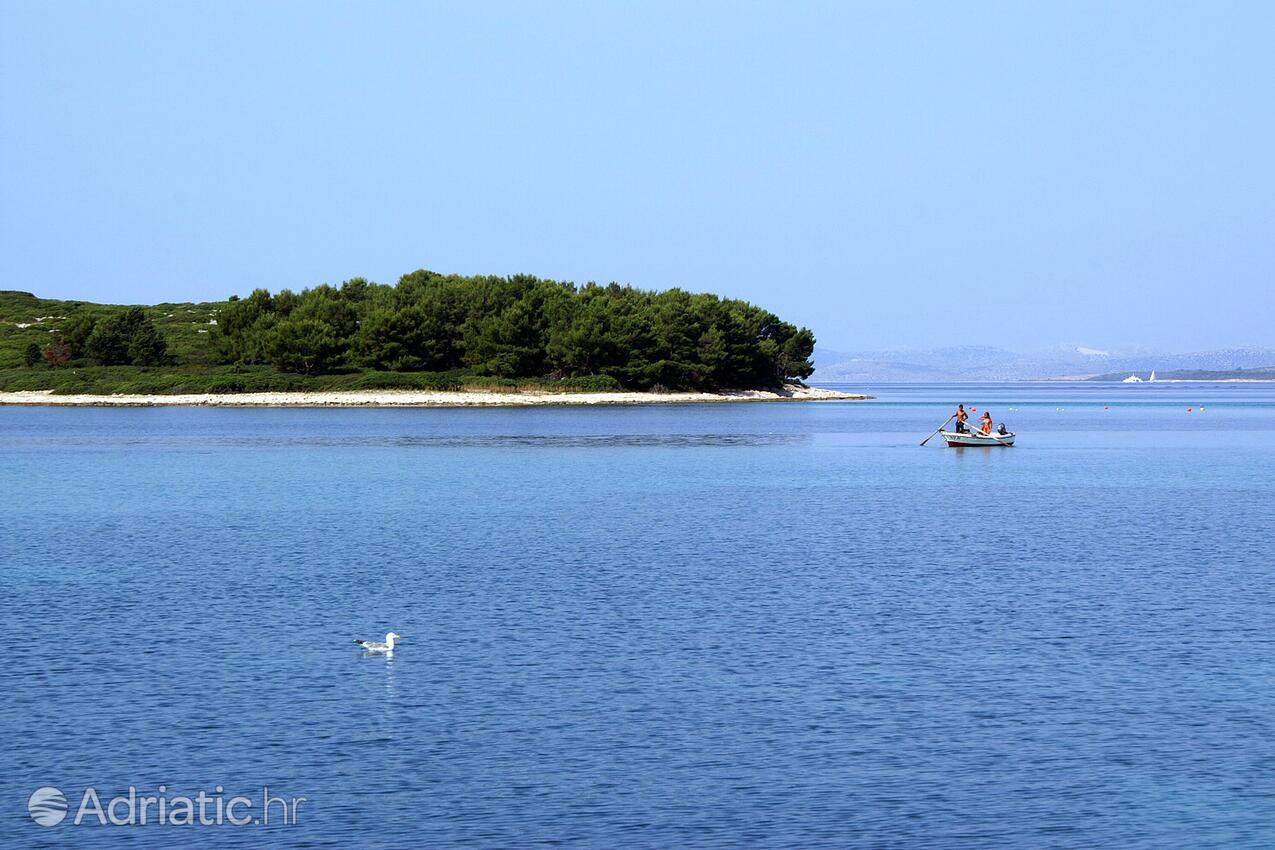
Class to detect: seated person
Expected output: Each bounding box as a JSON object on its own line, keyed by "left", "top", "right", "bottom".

{"left": 980, "top": 411, "right": 993, "bottom": 434}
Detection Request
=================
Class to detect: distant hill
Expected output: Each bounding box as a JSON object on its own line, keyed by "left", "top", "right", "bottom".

{"left": 812, "top": 345, "right": 1275, "bottom": 383}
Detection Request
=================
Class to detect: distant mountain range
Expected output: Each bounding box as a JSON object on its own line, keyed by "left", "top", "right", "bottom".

{"left": 811, "top": 345, "right": 1275, "bottom": 382}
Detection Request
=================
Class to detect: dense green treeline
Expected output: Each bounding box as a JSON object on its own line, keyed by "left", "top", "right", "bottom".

{"left": 2, "top": 271, "right": 816, "bottom": 393}
{"left": 216, "top": 270, "right": 814, "bottom": 389}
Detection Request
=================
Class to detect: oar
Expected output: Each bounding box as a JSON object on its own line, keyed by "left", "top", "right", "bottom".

{"left": 919, "top": 415, "right": 955, "bottom": 446}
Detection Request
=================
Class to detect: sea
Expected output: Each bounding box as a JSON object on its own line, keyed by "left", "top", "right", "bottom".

{"left": 2, "top": 382, "right": 1273, "bottom": 849}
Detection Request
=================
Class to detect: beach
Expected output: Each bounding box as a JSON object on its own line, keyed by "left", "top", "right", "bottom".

{"left": 0, "top": 384, "right": 867, "bottom": 407}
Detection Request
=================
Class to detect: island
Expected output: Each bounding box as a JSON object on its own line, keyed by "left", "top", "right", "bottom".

{"left": 0, "top": 271, "right": 869, "bottom": 406}
{"left": 1084, "top": 368, "right": 1275, "bottom": 382}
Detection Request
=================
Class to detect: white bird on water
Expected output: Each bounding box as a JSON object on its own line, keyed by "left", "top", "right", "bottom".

{"left": 354, "top": 632, "right": 403, "bottom": 653}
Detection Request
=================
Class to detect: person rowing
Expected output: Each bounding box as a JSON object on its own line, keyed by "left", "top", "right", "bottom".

{"left": 954, "top": 404, "right": 969, "bottom": 433}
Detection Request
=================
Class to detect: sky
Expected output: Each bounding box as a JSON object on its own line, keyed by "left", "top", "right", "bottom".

{"left": 2, "top": 1, "right": 1272, "bottom": 352}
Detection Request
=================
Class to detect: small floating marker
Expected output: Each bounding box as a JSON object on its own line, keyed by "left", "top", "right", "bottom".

{"left": 1104, "top": 406, "right": 1109, "bottom": 410}
{"left": 1187, "top": 407, "right": 1192, "bottom": 413}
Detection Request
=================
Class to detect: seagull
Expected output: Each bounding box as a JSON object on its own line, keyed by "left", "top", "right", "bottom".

{"left": 354, "top": 632, "right": 403, "bottom": 653}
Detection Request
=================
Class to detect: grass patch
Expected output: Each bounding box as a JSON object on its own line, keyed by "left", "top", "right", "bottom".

{"left": 1, "top": 290, "right": 224, "bottom": 370}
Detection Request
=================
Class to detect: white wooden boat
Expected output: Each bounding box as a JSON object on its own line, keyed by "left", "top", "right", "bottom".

{"left": 940, "top": 429, "right": 1015, "bottom": 447}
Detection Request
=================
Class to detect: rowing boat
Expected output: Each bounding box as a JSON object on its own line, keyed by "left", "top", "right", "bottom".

{"left": 940, "top": 429, "right": 1015, "bottom": 447}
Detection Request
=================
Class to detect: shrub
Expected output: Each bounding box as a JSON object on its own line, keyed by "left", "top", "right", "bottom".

{"left": 557, "top": 374, "right": 622, "bottom": 392}
{"left": 84, "top": 308, "right": 168, "bottom": 366}
{"left": 43, "top": 340, "right": 72, "bottom": 367}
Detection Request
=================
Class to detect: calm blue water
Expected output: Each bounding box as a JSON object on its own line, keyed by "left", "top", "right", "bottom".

{"left": 2, "top": 383, "right": 1273, "bottom": 849}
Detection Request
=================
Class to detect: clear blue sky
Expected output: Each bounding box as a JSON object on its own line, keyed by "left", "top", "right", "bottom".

{"left": 2, "top": 1, "right": 1272, "bottom": 351}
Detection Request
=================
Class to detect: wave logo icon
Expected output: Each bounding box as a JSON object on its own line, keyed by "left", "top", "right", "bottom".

{"left": 28, "top": 787, "right": 68, "bottom": 827}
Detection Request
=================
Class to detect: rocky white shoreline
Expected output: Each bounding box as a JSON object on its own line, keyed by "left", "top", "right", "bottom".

{"left": 0, "top": 384, "right": 869, "bottom": 408}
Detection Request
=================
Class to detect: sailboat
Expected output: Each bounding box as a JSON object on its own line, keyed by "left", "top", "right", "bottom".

{"left": 1149, "top": 371, "right": 1157, "bottom": 382}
